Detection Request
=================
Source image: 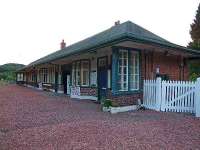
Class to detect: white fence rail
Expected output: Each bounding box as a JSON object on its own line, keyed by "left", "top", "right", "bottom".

{"left": 143, "top": 77, "right": 200, "bottom": 117}
{"left": 161, "top": 81, "right": 195, "bottom": 113}
{"left": 143, "top": 79, "right": 157, "bottom": 110}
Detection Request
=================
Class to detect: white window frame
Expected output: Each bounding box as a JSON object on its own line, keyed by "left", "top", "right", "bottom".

{"left": 130, "top": 51, "right": 140, "bottom": 91}
{"left": 118, "top": 50, "right": 128, "bottom": 91}
{"left": 75, "top": 61, "right": 81, "bottom": 86}
{"left": 118, "top": 49, "right": 140, "bottom": 92}
{"left": 40, "top": 68, "right": 48, "bottom": 83}
{"left": 72, "top": 60, "right": 90, "bottom": 87}
{"left": 72, "top": 62, "right": 76, "bottom": 86}
{"left": 31, "top": 73, "right": 35, "bottom": 82}
{"left": 17, "top": 73, "right": 23, "bottom": 81}
{"left": 81, "top": 60, "right": 89, "bottom": 86}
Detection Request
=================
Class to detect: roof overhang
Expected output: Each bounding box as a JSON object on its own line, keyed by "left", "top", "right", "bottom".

{"left": 18, "top": 35, "right": 200, "bottom": 72}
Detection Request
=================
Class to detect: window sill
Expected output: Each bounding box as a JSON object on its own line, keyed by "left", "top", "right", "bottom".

{"left": 111, "top": 89, "right": 141, "bottom": 96}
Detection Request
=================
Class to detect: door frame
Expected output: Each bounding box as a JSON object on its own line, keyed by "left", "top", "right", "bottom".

{"left": 55, "top": 71, "right": 58, "bottom": 93}
{"left": 66, "top": 74, "right": 71, "bottom": 95}
{"left": 97, "top": 56, "right": 108, "bottom": 101}
{"left": 62, "top": 70, "right": 71, "bottom": 95}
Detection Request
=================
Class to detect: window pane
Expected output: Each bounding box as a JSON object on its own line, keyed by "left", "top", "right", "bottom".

{"left": 76, "top": 62, "right": 81, "bottom": 86}
{"left": 118, "top": 50, "right": 128, "bottom": 91}
{"left": 72, "top": 63, "right": 76, "bottom": 86}
{"left": 81, "top": 61, "right": 89, "bottom": 86}
{"left": 130, "top": 51, "right": 139, "bottom": 90}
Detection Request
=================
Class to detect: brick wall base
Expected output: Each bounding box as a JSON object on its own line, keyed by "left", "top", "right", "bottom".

{"left": 106, "top": 90, "right": 142, "bottom": 106}
{"left": 80, "top": 87, "right": 97, "bottom": 97}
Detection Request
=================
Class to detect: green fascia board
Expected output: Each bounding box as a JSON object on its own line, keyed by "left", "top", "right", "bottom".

{"left": 125, "top": 34, "right": 200, "bottom": 55}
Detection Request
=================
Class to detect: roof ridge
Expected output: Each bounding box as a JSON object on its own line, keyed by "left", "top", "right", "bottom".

{"left": 127, "top": 21, "right": 170, "bottom": 42}
{"left": 19, "top": 20, "right": 200, "bottom": 71}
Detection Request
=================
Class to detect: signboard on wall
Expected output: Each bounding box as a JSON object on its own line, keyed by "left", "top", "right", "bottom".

{"left": 70, "top": 87, "right": 80, "bottom": 97}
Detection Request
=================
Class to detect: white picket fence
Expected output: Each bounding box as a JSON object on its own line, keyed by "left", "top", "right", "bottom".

{"left": 143, "top": 77, "right": 200, "bottom": 117}
{"left": 161, "top": 81, "right": 195, "bottom": 113}
{"left": 143, "top": 80, "right": 157, "bottom": 110}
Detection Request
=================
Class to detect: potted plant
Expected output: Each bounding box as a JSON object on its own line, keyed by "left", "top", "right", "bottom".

{"left": 102, "top": 99, "right": 112, "bottom": 112}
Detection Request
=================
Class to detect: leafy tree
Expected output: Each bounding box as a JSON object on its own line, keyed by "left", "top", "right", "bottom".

{"left": 189, "top": 3, "right": 200, "bottom": 50}
{"left": 188, "top": 3, "right": 200, "bottom": 81}
{"left": 0, "top": 63, "right": 25, "bottom": 82}
{"left": 189, "top": 61, "right": 200, "bottom": 81}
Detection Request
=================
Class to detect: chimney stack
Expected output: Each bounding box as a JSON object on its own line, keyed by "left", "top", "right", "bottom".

{"left": 114, "top": 20, "right": 120, "bottom": 26}
{"left": 60, "top": 39, "right": 66, "bottom": 49}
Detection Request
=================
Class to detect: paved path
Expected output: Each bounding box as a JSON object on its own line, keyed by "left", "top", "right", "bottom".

{"left": 0, "top": 85, "right": 200, "bottom": 150}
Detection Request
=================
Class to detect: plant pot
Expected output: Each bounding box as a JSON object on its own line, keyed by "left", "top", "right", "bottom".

{"left": 102, "top": 106, "right": 111, "bottom": 112}
{"left": 110, "top": 105, "right": 138, "bottom": 114}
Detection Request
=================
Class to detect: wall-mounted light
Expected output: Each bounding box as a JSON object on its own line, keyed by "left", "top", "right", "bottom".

{"left": 164, "top": 51, "right": 169, "bottom": 56}
{"left": 156, "top": 67, "right": 160, "bottom": 74}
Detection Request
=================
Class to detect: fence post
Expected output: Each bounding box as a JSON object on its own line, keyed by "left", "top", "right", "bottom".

{"left": 156, "top": 77, "right": 162, "bottom": 111}
{"left": 195, "top": 77, "right": 200, "bottom": 117}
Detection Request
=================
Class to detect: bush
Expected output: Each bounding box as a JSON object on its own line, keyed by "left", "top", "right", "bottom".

{"left": 102, "top": 99, "right": 112, "bottom": 108}
{"left": 190, "top": 73, "right": 199, "bottom": 81}
{"left": 189, "top": 61, "right": 200, "bottom": 81}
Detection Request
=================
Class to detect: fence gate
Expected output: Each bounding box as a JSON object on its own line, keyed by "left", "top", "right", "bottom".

{"left": 143, "top": 77, "right": 200, "bottom": 117}
{"left": 161, "top": 81, "right": 195, "bottom": 113}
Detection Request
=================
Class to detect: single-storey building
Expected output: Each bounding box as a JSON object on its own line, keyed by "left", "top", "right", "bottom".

{"left": 17, "top": 21, "right": 200, "bottom": 105}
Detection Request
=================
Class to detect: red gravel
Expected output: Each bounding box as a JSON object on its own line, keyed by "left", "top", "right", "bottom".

{"left": 0, "top": 85, "right": 200, "bottom": 150}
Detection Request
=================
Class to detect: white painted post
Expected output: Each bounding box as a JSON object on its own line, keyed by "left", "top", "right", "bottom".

{"left": 195, "top": 78, "right": 200, "bottom": 117}
{"left": 156, "top": 77, "right": 162, "bottom": 111}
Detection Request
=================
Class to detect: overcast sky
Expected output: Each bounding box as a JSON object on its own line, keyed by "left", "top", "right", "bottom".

{"left": 0, "top": 0, "right": 199, "bottom": 65}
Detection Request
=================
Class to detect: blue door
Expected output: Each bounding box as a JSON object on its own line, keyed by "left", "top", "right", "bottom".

{"left": 97, "top": 57, "right": 108, "bottom": 101}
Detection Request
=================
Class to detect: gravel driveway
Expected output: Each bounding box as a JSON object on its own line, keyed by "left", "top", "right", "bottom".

{"left": 0, "top": 85, "right": 200, "bottom": 150}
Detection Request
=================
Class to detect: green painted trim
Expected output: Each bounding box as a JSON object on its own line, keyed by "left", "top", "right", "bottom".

{"left": 97, "top": 56, "right": 108, "bottom": 101}
{"left": 111, "top": 47, "right": 119, "bottom": 94}
{"left": 111, "top": 46, "right": 142, "bottom": 96}
{"left": 112, "top": 90, "right": 142, "bottom": 96}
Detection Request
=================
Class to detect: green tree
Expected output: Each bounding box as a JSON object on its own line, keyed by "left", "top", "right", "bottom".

{"left": 189, "top": 3, "right": 200, "bottom": 50}
{"left": 188, "top": 3, "right": 200, "bottom": 81}
{"left": 0, "top": 63, "right": 25, "bottom": 82}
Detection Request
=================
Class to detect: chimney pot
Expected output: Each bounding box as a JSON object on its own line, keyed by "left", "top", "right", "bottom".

{"left": 60, "top": 39, "right": 66, "bottom": 49}
{"left": 114, "top": 20, "right": 120, "bottom": 26}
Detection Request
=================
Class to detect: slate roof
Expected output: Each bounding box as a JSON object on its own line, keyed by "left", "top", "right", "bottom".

{"left": 20, "top": 21, "right": 200, "bottom": 71}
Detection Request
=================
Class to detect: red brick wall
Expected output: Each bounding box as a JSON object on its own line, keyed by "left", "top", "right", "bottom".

{"left": 80, "top": 87, "right": 97, "bottom": 96}
{"left": 107, "top": 50, "right": 190, "bottom": 106}
{"left": 106, "top": 89, "right": 142, "bottom": 106}
{"left": 108, "top": 92, "right": 142, "bottom": 106}
{"left": 141, "top": 51, "right": 190, "bottom": 81}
